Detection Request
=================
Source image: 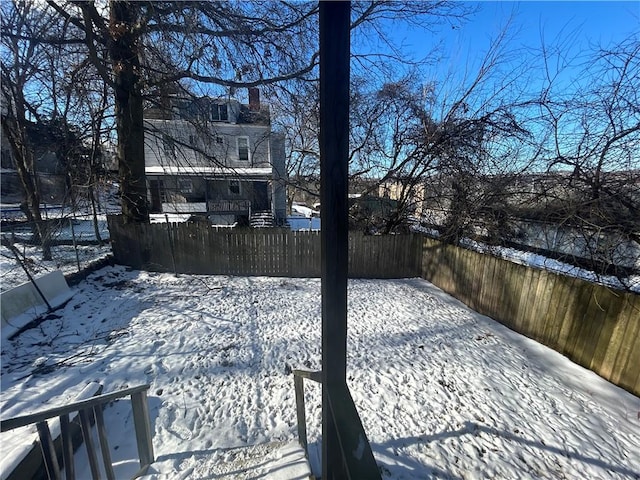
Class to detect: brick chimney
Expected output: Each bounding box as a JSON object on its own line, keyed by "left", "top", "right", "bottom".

{"left": 248, "top": 87, "right": 260, "bottom": 111}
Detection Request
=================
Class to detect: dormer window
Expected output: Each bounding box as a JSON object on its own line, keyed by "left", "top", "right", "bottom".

{"left": 210, "top": 103, "right": 228, "bottom": 122}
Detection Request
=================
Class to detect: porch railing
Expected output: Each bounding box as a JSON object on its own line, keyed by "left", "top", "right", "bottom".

{"left": 1, "top": 384, "right": 154, "bottom": 480}
{"left": 293, "top": 370, "right": 381, "bottom": 479}
{"left": 207, "top": 199, "right": 251, "bottom": 213}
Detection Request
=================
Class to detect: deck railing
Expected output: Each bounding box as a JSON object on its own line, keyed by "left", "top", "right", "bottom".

{"left": 293, "top": 370, "right": 381, "bottom": 479}
{"left": 1, "top": 384, "right": 154, "bottom": 480}
{"left": 207, "top": 199, "right": 251, "bottom": 213}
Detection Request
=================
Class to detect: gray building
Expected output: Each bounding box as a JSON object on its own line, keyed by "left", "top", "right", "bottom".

{"left": 144, "top": 89, "right": 287, "bottom": 226}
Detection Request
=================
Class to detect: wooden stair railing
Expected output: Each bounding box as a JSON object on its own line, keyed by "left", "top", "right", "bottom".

{"left": 1, "top": 384, "right": 154, "bottom": 480}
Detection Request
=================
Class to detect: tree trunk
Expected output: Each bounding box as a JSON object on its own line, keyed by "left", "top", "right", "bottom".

{"left": 442, "top": 177, "right": 469, "bottom": 245}
{"left": 109, "top": 1, "right": 148, "bottom": 224}
{"left": 88, "top": 183, "right": 103, "bottom": 245}
{"left": 1, "top": 106, "right": 52, "bottom": 260}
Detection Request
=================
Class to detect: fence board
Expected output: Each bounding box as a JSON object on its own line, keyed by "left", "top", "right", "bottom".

{"left": 563, "top": 282, "right": 596, "bottom": 361}
{"left": 497, "top": 260, "right": 521, "bottom": 329}
{"left": 486, "top": 257, "right": 503, "bottom": 319}
{"left": 514, "top": 267, "right": 534, "bottom": 333}
{"left": 452, "top": 246, "right": 467, "bottom": 303}
{"left": 588, "top": 287, "right": 624, "bottom": 373}
{"left": 458, "top": 247, "right": 470, "bottom": 304}
{"left": 573, "top": 288, "right": 604, "bottom": 368}
{"left": 478, "top": 252, "right": 492, "bottom": 311}
{"left": 540, "top": 272, "right": 567, "bottom": 349}
{"left": 611, "top": 299, "right": 640, "bottom": 389}
{"left": 494, "top": 256, "right": 511, "bottom": 320}
{"left": 530, "top": 270, "right": 554, "bottom": 340}
{"left": 600, "top": 296, "right": 634, "bottom": 380}
{"left": 471, "top": 250, "right": 484, "bottom": 310}
{"left": 553, "top": 276, "right": 581, "bottom": 354}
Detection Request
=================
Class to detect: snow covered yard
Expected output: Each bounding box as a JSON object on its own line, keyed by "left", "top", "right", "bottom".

{"left": 0, "top": 243, "right": 112, "bottom": 291}
{"left": 1, "top": 266, "right": 639, "bottom": 479}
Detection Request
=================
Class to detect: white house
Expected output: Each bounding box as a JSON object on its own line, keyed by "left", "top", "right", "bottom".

{"left": 144, "top": 88, "right": 287, "bottom": 225}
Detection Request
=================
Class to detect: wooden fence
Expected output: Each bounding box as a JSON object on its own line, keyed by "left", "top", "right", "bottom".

{"left": 107, "top": 216, "right": 422, "bottom": 278}
{"left": 106, "top": 216, "right": 639, "bottom": 396}
{"left": 421, "top": 238, "right": 640, "bottom": 397}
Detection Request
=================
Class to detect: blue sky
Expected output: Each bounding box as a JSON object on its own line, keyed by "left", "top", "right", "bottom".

{"left": 366, "top": 1, "right": 639, "bottom": 118}
{"left": 360, "top": 2, "right": 639, "bottom": 169}
{"left": 399, "top": 1, "right": 639, "bottom": 63}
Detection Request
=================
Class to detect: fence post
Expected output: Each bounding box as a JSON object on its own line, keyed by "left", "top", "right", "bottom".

{"left": 94, "top": 405, "right": 116, "bottom": 480}
{"left": 165, "top": 214, "right": 178, "bottom": 277}
{"left": 78, "top": 409, "right": 100, "bottom": 479}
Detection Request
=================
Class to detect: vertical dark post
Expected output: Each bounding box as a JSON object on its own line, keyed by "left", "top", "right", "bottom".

{"left": 60, "top": 414, "right": 76, "bottom": 480}
{"left": 36, "top": 421, "right": 61, "bottom": 480}
{"left": 320, "top": 2, "right": 350, "bottom": 479}
{"left": 131, "top": 390, "right": 155, "bottom": 468}
{"left": 294, "top": 375, "right": 308, "bottom": 453}
{"left": 78, "top": 409, "right": 100, "bottom": 479}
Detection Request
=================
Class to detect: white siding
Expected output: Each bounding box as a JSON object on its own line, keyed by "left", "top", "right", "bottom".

{"left": 144, "top": 119, "right": 272, "bottom": 170}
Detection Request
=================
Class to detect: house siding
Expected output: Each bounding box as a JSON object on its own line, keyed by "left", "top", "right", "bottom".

{"left": 144, "top": 120, "right": 272, "bottom": 170}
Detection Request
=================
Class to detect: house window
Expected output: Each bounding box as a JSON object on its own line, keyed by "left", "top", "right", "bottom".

{"left": 178, "top": 179, "right": 193, "bottom": 194}
{"left": 162, "top": 134, "right": 175, "bottom": 158}
{"left": 211, "top": 103, "right": 228, "bottom": 122}
{"left": 229, "top": 180, "right": 241, "bottom": 195}
{"left": 237, "top": 137, "right": 249, "bottom": 162}
{"left": 216, "top": 136, "right": 224, "bottom": 144}
{"left": 188, "top": 134, "right": 196, "bottom": 146}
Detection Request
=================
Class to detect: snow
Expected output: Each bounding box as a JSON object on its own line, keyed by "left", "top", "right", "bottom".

{"left": 0, "top": 211, "right": 113, "bottom": 294}
{"left": 1, "top": 268, "right": 638, "bottom": 479}
{"left": 0, "top": 242, "right": 112, "bottom": 293}
{"left": 459, "top": 238, "right": 640, "bottom": 292}
{"left": 413, "top": 226, "right": 640, "bottom": 293}
{"left": 291, "top": 204, "right": 319, "bottom": 218}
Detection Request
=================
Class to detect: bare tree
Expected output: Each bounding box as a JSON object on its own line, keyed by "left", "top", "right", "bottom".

{"left": 1, "top": 1, "right": 63, "bottom": 259}
{"left": 5, "top": 0, "right": 477, "bottom": 226}
{"left": 159, "top": 1, "right": 474, "bottom": 217}
{"left": 273, "top": 9, "right": 544, "bottom": 236}
{"left": 40, "top": 0, "right": 323, "bottom": 223}
{"left": 529, "top": 34, "right": 640, "bottom": 281}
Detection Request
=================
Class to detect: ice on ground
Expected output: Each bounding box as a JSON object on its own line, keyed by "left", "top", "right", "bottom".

{"left": 1, "top": 268, "right": 638, "bottom": 479}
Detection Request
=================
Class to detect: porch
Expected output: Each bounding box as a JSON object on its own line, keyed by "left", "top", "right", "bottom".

{"left": 148, "top": 177, "right": 271, "bottom": 218}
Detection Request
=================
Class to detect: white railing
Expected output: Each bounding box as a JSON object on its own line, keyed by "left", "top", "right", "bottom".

{"left": 207, "top": 199, "right": 251, "bottom": 213}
